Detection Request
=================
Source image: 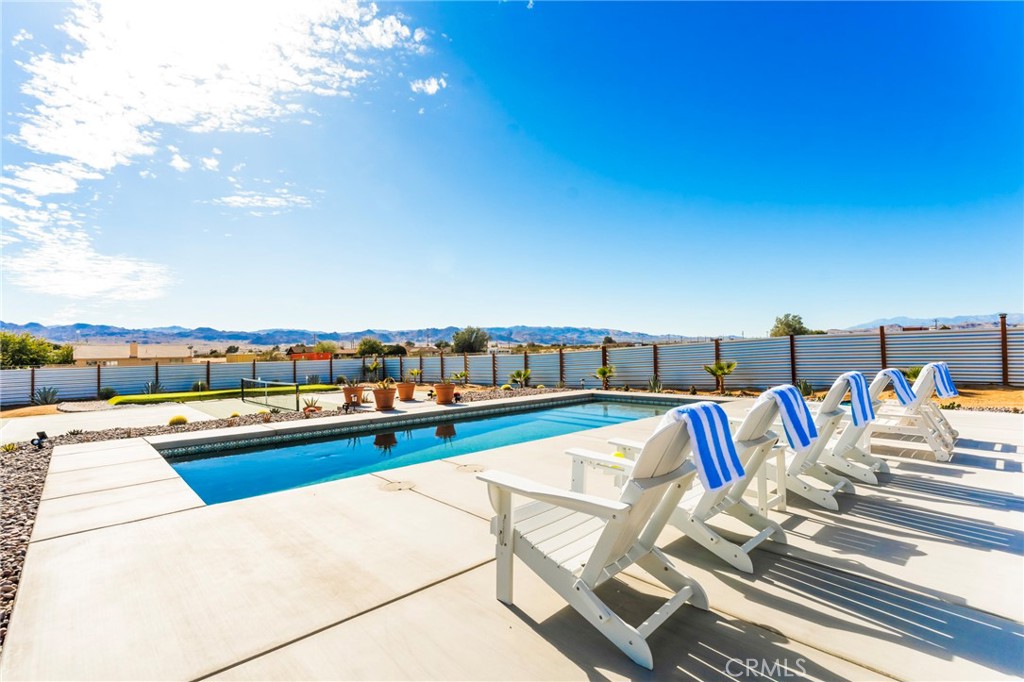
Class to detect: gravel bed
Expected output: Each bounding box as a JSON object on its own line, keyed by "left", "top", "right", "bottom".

{"left": 56, "top": 400, "right": 119, "bottom": 412}
{"left": 0, "top": 387, "right": 571, "bottom": 652}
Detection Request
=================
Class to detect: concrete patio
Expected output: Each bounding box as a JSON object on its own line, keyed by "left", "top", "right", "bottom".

{"left": 1, "top": 399, "right": 1022, "bottom": 681}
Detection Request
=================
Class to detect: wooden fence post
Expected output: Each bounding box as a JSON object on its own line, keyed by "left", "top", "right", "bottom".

{"left": 206, "top": 361, "right": 211, "bottom": 389}
{"left": 96, "top": 365, "right": 102, "bottom": 398}
{"left": 464, "top": 352, "right": 469, "bottom": 378}
{"left": 154, "top": 361, "right": 159, "bottom": 386}
{"left": 492, "top": 352, "right": 497, "bottom": 386}
{"left": 714, "top": 338, "right": 721, "bottom": 363}
{"left": 30, "top": 367, "right": 35, "bottom": 399}
{"left": 601, "top": 345, "right": 608, "bottom": 367}
{"left": 652, "top": 344, "right": 659, "bottom": 382}
{"left": 398, "top": 355, "right": 403, "bottom": 381}
{"left": 251, "top": 360, "right": 256, "bottom": 380}
{"left": 879, "top": 326, "right": 888, "bottom": 368}
{"left": 789, "top": 335, "right": 797, "bottom": 385}
{"left": 329, "top": 356, "right": 334, "bottom": 384}
{"left": 292, "top": 359, "right": 297, "bottom": 384}
{"left": 558, "top": 348, "right": 565, "bottom": 385}
{"left": 440, "top": 351, "right": 445, "bottom": 380}
{"left": 523, "top": 350, "right": 529, "bottom": 372}
{"left": 1000, "top": 313, "right": 1009, "bottom": 386}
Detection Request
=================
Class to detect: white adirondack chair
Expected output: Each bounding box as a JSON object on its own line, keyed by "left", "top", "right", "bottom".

{"left": 567, "top": 399, "right": 786, "bottom": 574}
{"left": 477, "top": 418, "right": 707, "bottom": 670}
{"left": 865, "top": 363, "right": 959, "bottom": 461}
{"left": 815, "top": 372, "right": 889, "bottom": 484}
{"left": 762, "top": 385, "right": 856, "bottom": 511}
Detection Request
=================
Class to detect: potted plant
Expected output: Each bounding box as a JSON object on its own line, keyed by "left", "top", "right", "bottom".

{"left": 373, "top": 432, "right": 398, "bottom": 454}
{"left": 435, "top": 423, "right": 457, "bottom": 442}
{"left": 396, "top": 371, "right": 417, "bottom": 401}
{"left": 339, "top": 375, "right": 363, "bottom": 406}
{"left": 372, "top": 377, "right": 397, "bottom": 411}
{"left": 434, "top": 375, "right": 457, "bottom": 404}
{"left": 302, "top": 397, "right": 322, "bottom": 414}
{"left": 408, "top": 368, "right": 423, "bottom": 383}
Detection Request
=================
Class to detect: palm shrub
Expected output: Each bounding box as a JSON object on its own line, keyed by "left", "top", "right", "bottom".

{"left": 509, "top": 368, "right": 531, "bottom": 388}
{"left": 593, "top": 365, "right": 616, "bottom": 390}
{"left": 902, "top": 366, "right": 923, "bottom": 382}
{"left": 31, "top": 387, "right": 59, "bottom": 405}
{"left": 703, "top": 360, "right": 737, "bottom": 394}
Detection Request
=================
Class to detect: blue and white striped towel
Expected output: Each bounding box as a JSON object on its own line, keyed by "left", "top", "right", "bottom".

{"left": 928, "top": 362, "right": 959, "bottom": 398}
{"left": 658, "top": 402, "right": 744, "bottom": 491}
{"left": 756, "top": 385, "right": 819, "bottom": 454}
{"left": 839, "top": 371, "right": 875, "bottom": 427}
{"left": 880, "top": 368, "right": 917, "bottom": 405}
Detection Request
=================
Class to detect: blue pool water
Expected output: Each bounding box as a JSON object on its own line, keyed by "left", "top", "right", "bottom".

{"left": 169, "top": 399, "right": 677, "bottom": 504}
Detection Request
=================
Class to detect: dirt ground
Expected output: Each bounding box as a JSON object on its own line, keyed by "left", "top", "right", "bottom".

{"left": 0, "top": 405, "right": 60, "bottom": 418}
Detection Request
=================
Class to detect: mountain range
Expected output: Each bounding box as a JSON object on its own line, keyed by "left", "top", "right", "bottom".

{"left": 847, "top": 313, "right": 1022, "bottom": 329}
{"left": 0, "top": 321, "right": 696, "bottom": 347}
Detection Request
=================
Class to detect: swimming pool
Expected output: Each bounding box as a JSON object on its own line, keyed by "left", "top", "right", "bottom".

{"left": 169, "top": 398, "right": 681, "bottom": 504}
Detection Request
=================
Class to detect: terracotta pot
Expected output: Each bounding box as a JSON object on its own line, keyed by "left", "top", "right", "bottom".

{"left": 396, "top": 382, "right": 416, "bottom": 401}
{"left": 302, "top": 405, "right": 322, "bottom": 414}
{"left": 342, "top": 385, "right": 362, "bottom": 405}
{"left": 434, "top": 383, "right": 456, "bottom": 404}
{"left": 373, "top": 387, "right": 397, "bottom": 411}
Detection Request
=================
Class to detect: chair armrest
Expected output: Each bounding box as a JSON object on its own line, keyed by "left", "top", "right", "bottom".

{"left": 477, "top": 470, "right": 629, "bottom": 519}
{"left": 566, "top": 447, "right": 635, "bottom": 473}
{"left": 607, "top": 437, "right": 644, "bottom": 454}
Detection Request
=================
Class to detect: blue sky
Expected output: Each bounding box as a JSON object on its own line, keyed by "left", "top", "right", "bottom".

{"left": 1, "top": 1, "right": 1021, "bottom": 337}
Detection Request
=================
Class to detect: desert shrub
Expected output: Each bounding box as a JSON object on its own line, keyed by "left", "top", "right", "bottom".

{"left": 66, "top": 429, "right": 84, "bottom": 436}
{"left": 32, "top": 386, "right": 60, "bottom": 405}
{"left": 536, "top": 384, "right": 545, "bottom": 389}
{"left": 168, "top": 415, "right": 188, "bottom": 426}
{"left": 2, "top": 443, "right": 17, "bottom": 452}
{"left": 500, "top": 384, "right": 513, "bottom": 391}
{"left": 305, "top": 374, "right": 321, "bottom": 385}
{"left": 688, "top": 385, "right": 698, "bottom": 395}
{"left": 191, "top": 381, "right": 208, "bottom": 392}
{"left": 143, "top": 381, "right": 165, "bottom": 394}
{"left": 939, "top": 401, "right": 961, "bottom": 410}
{"left": 647, "top": 377, "right": 663, "bottom": 392}
{"left": 796, "top": 379, "right": 813, "bottom": 397}
{"left": 98, "top": 387, "right": 117, "bottom": 400}
{"left": 229, "top": 412, "right": 240, "bottom": 418}
{"left": 902, "top": 366, "right": 923, "bottom": 382}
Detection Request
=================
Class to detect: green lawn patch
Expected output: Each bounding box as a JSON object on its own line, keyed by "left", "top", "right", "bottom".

{"left": 109, "top": 384, "right": 340, "bottom": 405}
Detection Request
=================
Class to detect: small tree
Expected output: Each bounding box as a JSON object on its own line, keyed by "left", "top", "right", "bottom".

{"left": 594, "top": 365, "right": 616, "bottom": 390}
{"left": 356, "top": 337, "right": 386, "bottom": 357}
{"left": 404, "top": 340, "right": 416, "bottom": 348}
{"left": 226, "top": 345, "right": 240, "bottom": 354}
{"left": 0, "top": 332, "right": 62, "bottom": 368}
{"left": 602, "top": 335, "right": 615, "bottom": 345}
{"left": 769, "top": 314, "right": 811, "bottom": 337}
{"left": 435, "top": 340, "right": 452, "bottom": 351}
{"left": 384, "top": 344, "right": 408, "bottom": 356}
{"left": 313, "top": 340, "right": 338, "bottom": 354}
{"left": 703, "top": 360, "right": 737, "bottom": 394}
{"left": 51, "top": 344, "right": 74, "bottom": 365}
{"left": 452, "top": 326, "right": 490, "bottom": 353}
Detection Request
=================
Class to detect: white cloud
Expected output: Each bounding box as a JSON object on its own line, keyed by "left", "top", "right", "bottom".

{"left": 2, "top": 0, "right": 430, "bottom": 305}
{"left": 213, "top": 189, "right": 311, "bottom": 212}
{"left": 11, "top": 29, "right": 33, "bottom": 47}
{"left": 200, "top": 156, "right": 220, "bottom": 171}
{"left": 211, "top": 147, "right": 222, "bottom": 155}
{"left": 169, "top": 153, "right": 191, "bottom": 172}
{"left": 418, "top": 107, "right": 425, "bottom": 115}
{"left": 410, "top": 76, "right": 447, "bottom": 95}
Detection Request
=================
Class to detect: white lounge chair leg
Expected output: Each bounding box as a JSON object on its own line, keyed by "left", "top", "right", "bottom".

{"left": 805, "top": 465, "right": 855, "bottom": 494}
{"left": 727, "top": 499, "right": 787, "bottom": 544}
{"left": 489, "top": 488, "right": 514, "bottom": 604}
{"left": 783, "top": 474, "right": 840, "bottom": 511}
{"left": 636, "top": 549, "right": 709, "bottom": 610}
{"left": 820, "top": 452, "right": 879, "bottom": 485}
{"left": 566, "top": 580, "right": 654, "bottom": 670}
{"left": 675, "top": 512, "right": 755, "bottom": 573}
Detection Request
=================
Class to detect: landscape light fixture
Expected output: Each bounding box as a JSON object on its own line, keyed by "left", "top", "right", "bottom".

{"left": 30, "top": 431, "right": 48, "bottom": 449}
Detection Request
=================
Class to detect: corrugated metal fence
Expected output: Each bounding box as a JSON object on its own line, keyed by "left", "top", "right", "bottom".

{"left": 2, "top": 327, "right": 1020, "bottom": 406}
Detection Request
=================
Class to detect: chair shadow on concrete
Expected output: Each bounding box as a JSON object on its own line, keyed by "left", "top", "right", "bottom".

{"left": 688, "top": 550, "right": 1024, "bottom": 678}
{"left": 512, "top": 578, "right": 861, "bottom": 682}
{"left": 876, "top": 471, "right": 1024, "bottom": 512}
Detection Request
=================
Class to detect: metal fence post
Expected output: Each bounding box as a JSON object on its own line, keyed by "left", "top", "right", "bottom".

{"left": 879, "top": 326, "right": 888, "bottom": 368}
{"left": 398, "top": 355, "right": 403, "bottom": 381}
{"left": 154, "top": 361, "right": 159, "bottom": 386}
{"left": 292, "top": 359, "right": 297, "bottom": 384}
{"left": 440, "top": 350, "right": 445, "bottom": 380}
{"left": 251, "top": 359, "right": 256, "bottom": 380}
{"left": 558, "top": 348, "right": 565, "bottom": 385}
{"left": 492, "top": 352, "right": 497, "bottom": 386}
{"left": 329, "top": 356, "right": 334, "bottom": 384}
{"left": 1000, "top": 313, "right": 1009, "bottom": 386}
{"left": 206, "top": 361, "right": 211, "bottom": 389}
{"left": 523, "top": 350, "right": 529, "bottom": 372}
{"left": 601, "top": 345, "right": 608, "bottom": 367}
{"left": 714, "top": 338, "right": 721, "bottom": 363}
{"left": 30, "top": 367, "right": 35, "bottom": 399}
{"left": 464, "top": 352, "right": 469, "bottom": 377}
{"left": 789, "top": 335, "right": 797, "bottom": 384}
{"left": 652, "top": 344, "right": 659, "bottom": 382}
{"left": 97, "top": 365, "right": 102, "bottom": 398}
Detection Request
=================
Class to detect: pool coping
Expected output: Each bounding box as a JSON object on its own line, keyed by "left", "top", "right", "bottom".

{"left": 149, "top": 389, "right": 726, "bottom": 458}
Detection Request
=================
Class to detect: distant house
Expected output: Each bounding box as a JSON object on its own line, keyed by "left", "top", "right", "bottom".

{"left": 284, "top": 344, "right": 331, "bottom": 361}
{"left": 73, "top": 342, "right": 192, "bottom": 367}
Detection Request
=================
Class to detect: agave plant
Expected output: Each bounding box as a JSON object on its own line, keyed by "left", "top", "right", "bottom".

{"left": 191, "top": 381, "right": 208, "bottom": 392}
{"left": 647, "top": 376, "right": 663, "bottom": 393}
{"left": 305, "top": 374, "right": 321, "bottom": 385}
{"left": 796, "top": 379, "right": 813, "bottom": 397}
{"left": 365, "top": 361, "right": 381, "bottom": 382}
{"left": 593, "top": 365, "right": 616, "bottom": 390}
{"left": 31, "top": 386, "right": 60, "bottom": 405}
{"left": 703, "top": 360, "right": 737, "bottom": 394}
{"left": 902, "top": 366, "right": 923, "bottom": 382}
{"left": 451, "top": 370, "right": 469, "bottom": 385}
{"left": 408, "top": 368, "right": 423, "bottom": 383}
{"left": 509, "top": 368, "right": 531, "bottom": 388}
{"left": 143, "top": 381, "right": 165, "bottom": 395}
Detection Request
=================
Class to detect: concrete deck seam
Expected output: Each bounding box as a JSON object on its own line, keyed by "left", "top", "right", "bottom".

{"left": 188, "top": 558, "right": 495, "bottom": 682}
{"left": 45, "top": 456, "right": 160, "bottom": 474}
{"left": 30, "top": 503, "right": 205, "bottom": 544}
{"left": 40, "top": 475, "right": 182, "bottom": 502}
{"left": 369, "top": 472, "right": 491, "bottom": 523}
